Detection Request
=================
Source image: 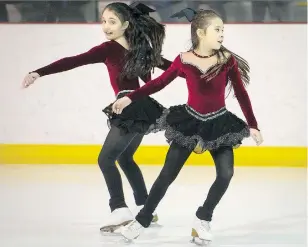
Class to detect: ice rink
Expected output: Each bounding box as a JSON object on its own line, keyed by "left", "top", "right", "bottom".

{"left": 0, "top": 165, "right": 306, "bottom": 247}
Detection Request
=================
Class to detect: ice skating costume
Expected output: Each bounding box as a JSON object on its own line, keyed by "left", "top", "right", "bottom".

{"left": 32, "top": 40, "right": 177, "bottom": 134}
{"left": 126, "top": 53, "right": 259, "bottom": 153}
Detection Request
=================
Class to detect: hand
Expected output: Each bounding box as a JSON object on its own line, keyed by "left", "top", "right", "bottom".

{"left": 112, "top": 96, "right": 132, "bottom": 114}
{"left": 250, "top": 128, "right": 263, "bottom": 146}
{"left": 22, "top": 72, "right": 40, "bottom": 88}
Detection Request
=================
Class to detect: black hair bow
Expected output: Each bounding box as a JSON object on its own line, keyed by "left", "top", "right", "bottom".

{"left": 170, "top": 7, "right": 197, "bottom": 22}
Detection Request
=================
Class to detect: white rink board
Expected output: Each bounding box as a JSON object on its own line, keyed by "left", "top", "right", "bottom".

{"left": 0, "top": 24, "right": 306, "bottom": 146}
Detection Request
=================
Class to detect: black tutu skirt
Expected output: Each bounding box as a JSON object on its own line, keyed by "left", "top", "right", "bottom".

{"left": 157, "top": 105, "right": 250, "bottom": 154}
{"left": 102, "top": 90, "right": 165, "bottom": 135}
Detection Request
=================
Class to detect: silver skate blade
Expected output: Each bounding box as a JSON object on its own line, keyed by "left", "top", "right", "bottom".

{"left": 122, "top": 236, "right": 135, "bottom": 244}
{"left": 100, "top": 225, "right": 120, "bottom": 233}
{"left": 100, "top": 220, "right": 133, "bottom": 234}
{"left": 190, "top": 237, "right": 211, "bottom": 246}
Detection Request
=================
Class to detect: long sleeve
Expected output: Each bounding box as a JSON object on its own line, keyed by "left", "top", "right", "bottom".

{"left": 228, "top": 56, "right": 259, "bottom": 130}
{"left": 33, "top": 43, "right": 109, "bottom": 76}
{"left": 127, "top": 55, "right": 182, "bottom": 101}
{"left": 157, "top": 57, "right": 186, "bottom": 78}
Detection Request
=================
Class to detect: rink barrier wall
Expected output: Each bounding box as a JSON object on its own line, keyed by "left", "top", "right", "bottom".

{"left": 0, "top": 144, "right": 306, "bottom": 167}
{"left": 1, "top": 24, "right": 306, "bottom": 167}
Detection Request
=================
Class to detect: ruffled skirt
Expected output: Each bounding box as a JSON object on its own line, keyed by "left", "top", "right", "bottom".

{"left": 156, "top": 105, "right": 250, "bottom": 154}
{"left": 102, "top": 90, "right": 165, "bottom": 135}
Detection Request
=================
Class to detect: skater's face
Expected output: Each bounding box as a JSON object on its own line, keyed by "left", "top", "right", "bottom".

{"left": 102, "top": 8, "right": 129, "bottom": 40}
{"left": 198, "top": 17, "right": 224, "bottom": 50}
{"left": 191, "top": 10, "right": 224, "bottom": 51}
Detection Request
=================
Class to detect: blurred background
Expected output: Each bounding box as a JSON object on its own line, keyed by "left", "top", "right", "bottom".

{"left": 0, "top": 0, "right": 307, "bottom": 23}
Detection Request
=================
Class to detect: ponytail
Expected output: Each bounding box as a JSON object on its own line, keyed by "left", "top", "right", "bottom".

{"left": 200, "top": 46, "right": 250, "bottom": 97}
{"left": 120, "top": 9, "right": 165, "bottom": 80}
{"left": 104, "top": 2, "right": 166, "bottom": 81}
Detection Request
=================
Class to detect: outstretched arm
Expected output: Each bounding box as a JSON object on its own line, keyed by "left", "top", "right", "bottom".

{"left": 157, "top": 57, "right": 186, "bottom": 79}
{"left": 32, "top": 43, "right": 109, "bottom": 76}
{"left": 127, "top": 55, "right": 183, "bottom": 101}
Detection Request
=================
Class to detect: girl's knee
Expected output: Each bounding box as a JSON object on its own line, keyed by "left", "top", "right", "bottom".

{"left": 219, "top": 167, "right": 234, "bottom": 182}
{"left": 98, "top": 149, "right": 118, "bottom": 171}
{"left": 117, "top": 155, "right": 135, "bottom": 168}
{"left": 157, "top": 170, "right": 178, "bottom": 187}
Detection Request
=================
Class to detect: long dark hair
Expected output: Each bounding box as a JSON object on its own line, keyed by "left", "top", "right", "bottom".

{"left": 171, "top": 8, "right": 250, "bottom": 97}
{"left": 103, "top": 2, "right": 165, "bottom": 80}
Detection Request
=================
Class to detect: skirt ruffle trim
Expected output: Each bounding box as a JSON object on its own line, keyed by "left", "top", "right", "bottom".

{"left": 102, "top": 91, "right": 165, "bottom": 135}
{"left": 156, "top": 106, "right": 250, "bottom": 154}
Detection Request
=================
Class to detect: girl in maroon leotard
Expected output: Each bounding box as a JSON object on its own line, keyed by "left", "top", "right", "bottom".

{"left": 114, "top": 8, "right": 263, "bottom": 244}
{"left": 22, "top": 2, "right": 184, "bottom": 233}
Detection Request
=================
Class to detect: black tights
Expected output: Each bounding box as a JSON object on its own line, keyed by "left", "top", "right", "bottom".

{"left": 98, "top": 126, "right": 148, "bottom": 211}
{"left": 136, "top": 142, "right": 234, "bottom": 227}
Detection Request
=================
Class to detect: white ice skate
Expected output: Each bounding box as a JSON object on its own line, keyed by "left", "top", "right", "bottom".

{"left": 120, "top": 219, "right": 145, "bottom": 242}
{"left": 190, "top": 216, "right": 213, "bottom": 246}
{"left": 100, "top": 207, "right": 134, "bottom": 233}
{"left": 134, "top": 205, "right": 159, "bottom": 223}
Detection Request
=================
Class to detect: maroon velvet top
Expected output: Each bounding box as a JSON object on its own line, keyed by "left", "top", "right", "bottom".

{"left": 33, "top": 40, "right": 178, "bottom": 95}
{"left": 127, "top": 54, "right": 258, "bottom": 129}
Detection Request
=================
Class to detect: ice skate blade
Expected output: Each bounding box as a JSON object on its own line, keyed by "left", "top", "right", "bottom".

{"left": 122, "top": 234, "right": 140, "bottom": 244}
{"left": 100, "top": 220, "right": 133, "bottom": 233}
{"left": 123, "top": 237, "right": 133, "bottom": 244}
{"left": 190, "top": 229, "right": 211, "bottom": 246}
{"left": 190, "top": 238, "right": 211, "bottom": 246}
